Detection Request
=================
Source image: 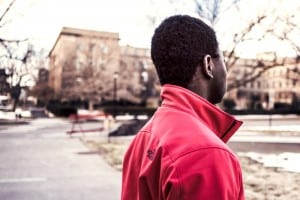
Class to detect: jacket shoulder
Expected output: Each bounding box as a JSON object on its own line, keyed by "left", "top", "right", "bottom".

{"left": 162, "top": 148, "right": 243, "bottom": 200}
{"left": 150, "top": 107, "right": 233, "bottom": 161}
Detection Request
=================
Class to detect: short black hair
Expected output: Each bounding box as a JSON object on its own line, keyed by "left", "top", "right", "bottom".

{"left": 151, "top": 15, "right": 219, "bottom": 87}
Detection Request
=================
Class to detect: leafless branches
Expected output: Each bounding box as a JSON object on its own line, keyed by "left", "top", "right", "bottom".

{"left": 0, "top": 0, "right": 16, "bottom": 24}
{"left": 193, "top": 0, "right": 300, "bottom": 92}
{"left": 0, "top": 0, "right": 28, "bottom": 54}
{"left": 194, "top": 0, "right": 241, "bottom": 26}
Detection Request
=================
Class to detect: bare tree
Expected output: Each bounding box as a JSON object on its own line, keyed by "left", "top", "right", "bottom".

{"left": 194, "top": 0, "right": 241, "bottom": 26}
{"left": 0, "top": 0, "right": 27, "bottom": 52}
{"left": 147, "top": 0, "right": 299, "bottom": 94}
{"left": 0, "top": 0, "right": 36, "bottom": 110}
{"left": 271, "top": 13, "right": 300, "bottom": 61}
{"left": 75, "top": 42, "right": 115, "bottom": 110}
{"left": 30, "top": 68, "right": 54, "bottom": 107}
{"left": 193, "top": 0, "right": 299, "bottom": 92}
{"left": 0, "top": 42, "right": 34, "bottom": 110}
{"left": 118, "top": 59, "right": 145, "bottom": 104}
{"left": 271, "top": 12, "right": 300, "bottom": 89}
{"left": 59, "top": 40, "right": 146, "bottom": 110}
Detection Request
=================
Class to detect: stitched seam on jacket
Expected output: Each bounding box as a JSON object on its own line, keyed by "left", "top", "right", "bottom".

{"left": 173, "top": 146, "right": 237, "bottom": 162}
{"left": 159, "top": 105, "right": 212, "bottom": 134}
{"left": 164, "top": 144, "right": 184, "bottom": 199}
{"left": 162, "top": 84, "right": 234, "bottom": 118}
{"left": 172, "top": 147, "right": 240, "bottom": 199}
{"left": 161, "top": 104, "right": 234, "bottom": 137}
{"left": 148, "top": 112, "right": 184, "bottom": 198}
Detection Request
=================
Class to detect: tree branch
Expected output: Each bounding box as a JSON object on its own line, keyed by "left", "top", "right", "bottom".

{"left": 0, "top": 38, "right": 28, "bottom": 43}
{"left": 0, "top": 0, "right": 16, "bottom": 23}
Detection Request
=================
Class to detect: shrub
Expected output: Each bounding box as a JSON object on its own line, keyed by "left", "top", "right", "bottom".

{"left": 47, "top": 105, "right": 77, "bottom": 117}
{"left": 223, "top": 98, "right": 236, "bottom": 110}
{"left": 102, "top": 106, "right": 156, "bottom": 116}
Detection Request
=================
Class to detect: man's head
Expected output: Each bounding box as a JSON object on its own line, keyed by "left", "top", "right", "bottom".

{"left": 151, "top": 15, "right": 227, "bottom": 104}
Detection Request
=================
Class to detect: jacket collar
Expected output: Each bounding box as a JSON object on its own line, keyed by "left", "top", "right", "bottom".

{"left": 160, "top": 84, "right": 243, "bottom": 143}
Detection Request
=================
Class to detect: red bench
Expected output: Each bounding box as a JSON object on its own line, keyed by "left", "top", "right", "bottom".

{"left": 66, "top": 113, "right": 110, "bottom": 136}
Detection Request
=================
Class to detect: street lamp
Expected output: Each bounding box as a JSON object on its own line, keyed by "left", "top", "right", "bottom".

{"left": 268, "top": 90, "right": 274, "bottom": 128}
{"left": 112, "top": 72, "right": 119, "bottom": 119}
{"left": 113, "top": 72, "right": 119, "bottom": 103}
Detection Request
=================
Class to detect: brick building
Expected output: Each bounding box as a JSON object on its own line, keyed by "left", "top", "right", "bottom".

{"left": 48, "top": 27, "right": 299, "bottom": 110}
{"left": 226, "top": 55, "right": 300, "bottom": 110}
{"left": 48, "top": 27, "right": 159, "bottom": 108}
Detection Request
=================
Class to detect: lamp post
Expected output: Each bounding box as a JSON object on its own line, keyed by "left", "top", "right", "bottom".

{"left": 141, "top": 71, "right": 148, "bottom": 105}
{"left": 113, "top": 72, "right": 119, "bottom": 103}
{"left": 268, "top": 90, "right": 274, "bottom": 128}
{"left": 112, "top": 72, "right": 119, "bottom": 119}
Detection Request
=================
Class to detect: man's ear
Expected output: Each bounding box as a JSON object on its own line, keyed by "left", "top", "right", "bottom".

{"left": 202, "top": 55, "right": 213, "bottom": 79}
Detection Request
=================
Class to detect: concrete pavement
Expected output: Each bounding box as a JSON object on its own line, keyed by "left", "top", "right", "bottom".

{"left": 0, "top": 118, "right": 121, "bottom": 200}
{"left": 1, "top": 115, "right": 300, "bottom": 200}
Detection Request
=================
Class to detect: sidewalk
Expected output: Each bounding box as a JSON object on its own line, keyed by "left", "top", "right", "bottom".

{"left": 0, "top": 117, "right": 122, "bottom": 200}
{"left": 232, "top": 133, "right": 300, "bottom": 143}
{"left": 0, "top": 118, "right": 29, "bottom": 125}
{"left": 235, "top": 114, "right": 299, "bottom": 120}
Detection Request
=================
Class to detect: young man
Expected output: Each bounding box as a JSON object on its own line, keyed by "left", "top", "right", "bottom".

{"left": 121, "top": 15, "right": 245, "bottom": 200}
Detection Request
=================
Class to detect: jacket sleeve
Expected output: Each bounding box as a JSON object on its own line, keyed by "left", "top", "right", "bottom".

{"left": 162, "top": 148, "right": 245, "bottom": 200}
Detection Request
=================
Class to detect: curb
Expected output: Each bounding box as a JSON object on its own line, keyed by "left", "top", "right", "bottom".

{"left": 0, "top": 119, "right": 30, "bottom": 125}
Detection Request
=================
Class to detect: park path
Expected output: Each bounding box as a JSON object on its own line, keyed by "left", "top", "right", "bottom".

{"left": 0, "top": 118, "right": 121, "bottom": 200}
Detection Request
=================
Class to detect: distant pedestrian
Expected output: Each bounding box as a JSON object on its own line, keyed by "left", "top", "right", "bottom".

{"left": 122, "top": 15, "right": 245, "bottom": 200}
{"left": 15, "top": 113, "right": 22, "bottom": 119}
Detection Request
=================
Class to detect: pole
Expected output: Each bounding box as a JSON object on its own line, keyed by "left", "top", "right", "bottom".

{"left": 113, "top": 72, "right": 118, "bottom": 118}
{"left": 113, "top": 77, "right": 117, "bottom": 103}
{"left": 269, "top": 113, "right": 272, "bottom": 128}
{"left": 268, "top": 91, "right": 273, "bottom": 129}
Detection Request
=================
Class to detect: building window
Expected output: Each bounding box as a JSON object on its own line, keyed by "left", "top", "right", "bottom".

{"left": 76, "top": 44, "right": 82, "bottom": 51}
{"left": 75, "top": 59, "right": 81, "bottom": 70}
{"left": 280, "top": 69, "right": 284, "bottom": 76}
{"left": 257, "top": 81, "right": 261, "bottom": 89}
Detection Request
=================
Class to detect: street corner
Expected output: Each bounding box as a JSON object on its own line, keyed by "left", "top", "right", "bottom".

{"left": 0, "top": 118, "right": 30, "bottom": 124}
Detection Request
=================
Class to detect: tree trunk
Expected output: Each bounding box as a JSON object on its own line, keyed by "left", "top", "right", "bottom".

{"left": 12, "top": 98, "right": 19, "bottom": 111}
{"left": 88, "top": 100, "right": 94, "bottom": 111}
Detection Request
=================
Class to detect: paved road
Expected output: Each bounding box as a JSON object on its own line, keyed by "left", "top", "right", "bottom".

{"left": 0, "top": 118, "right": 121, "bottom": 200}
{"left": 229, "top": 115, "right": 300, "bottom": 153}
{"left": 229, "top": 139, "right": 300, "bottom": 153}
{"left": 0, "top": 115, "right": 299, "bottom": 200}
{"left": 236, "top": 114, "right": 300, "bottom": 129}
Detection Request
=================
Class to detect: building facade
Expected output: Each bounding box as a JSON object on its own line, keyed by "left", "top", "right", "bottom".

{"left": 49, "top": 27, "right": 120, "bottom": 100}
{"left": 48, "top": 27, "right": 159, "bottom": 108}
{"left": 226, "top": 55, "right": 300, "bottom": 110}
{"left": 48, "top": 27, "right": 299, "bottom": 110}
{"left": 120, "top": 45, "right": 160, "bottom": 106}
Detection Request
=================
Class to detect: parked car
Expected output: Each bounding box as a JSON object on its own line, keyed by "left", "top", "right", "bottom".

{"left": 15, "top": 107, "right": 48, "bottom": 118}
{"left": 0, "top": 95, "right": 13, "bottom": 111}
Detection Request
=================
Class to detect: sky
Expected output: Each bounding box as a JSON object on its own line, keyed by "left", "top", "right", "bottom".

{"left": 0, "top": 0, "right": 184, "bottom": 51}
{"left": 0, "top": 0, "right": 299, "bottom": 57}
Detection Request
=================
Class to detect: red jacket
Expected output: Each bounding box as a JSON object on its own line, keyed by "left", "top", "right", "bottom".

{"left": 122, "top": 84, "right": 244, "bottom": 200}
